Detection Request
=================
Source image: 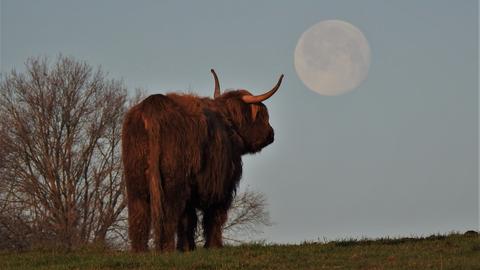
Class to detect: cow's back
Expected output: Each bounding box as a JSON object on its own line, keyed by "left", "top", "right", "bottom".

{"left": 139, "top": 94, "right": 208, "bottom": 179}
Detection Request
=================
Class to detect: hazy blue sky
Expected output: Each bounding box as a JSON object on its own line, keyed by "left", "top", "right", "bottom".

{"left": 1, "top": 0, "right": 478, "bottom": 243}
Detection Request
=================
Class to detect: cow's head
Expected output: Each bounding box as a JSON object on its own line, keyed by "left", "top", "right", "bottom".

{"left": 211, "top": 69, "right": 283, "bottom": 154}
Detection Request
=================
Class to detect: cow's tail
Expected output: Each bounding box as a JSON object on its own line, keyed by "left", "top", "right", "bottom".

{"left": 144, "top": 116, "right": 164, "bottom": 249}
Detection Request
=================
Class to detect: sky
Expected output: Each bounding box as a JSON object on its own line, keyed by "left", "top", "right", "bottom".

{"left": 1, "top": 0, "right": 478, "bottom": 243}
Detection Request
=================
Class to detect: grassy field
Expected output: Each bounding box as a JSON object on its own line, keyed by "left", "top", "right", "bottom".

{"left": 1, "top": 233, "right": 479, "bottom": 270}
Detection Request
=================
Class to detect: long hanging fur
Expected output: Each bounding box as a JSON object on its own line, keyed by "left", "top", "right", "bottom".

{"left": 142, "top": 114, "right": 164, "bottom": 249}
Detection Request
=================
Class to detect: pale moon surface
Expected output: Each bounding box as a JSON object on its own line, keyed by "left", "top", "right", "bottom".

{"left": 294, "top": 20, "right": 371, "bottom": 96}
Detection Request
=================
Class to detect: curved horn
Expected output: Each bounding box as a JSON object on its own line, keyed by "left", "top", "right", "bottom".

{"left": 211, "top": 69, "right": 221, "bottom": 98}
{"left": 242, "top": 74, "right": 284, "bottom": 104}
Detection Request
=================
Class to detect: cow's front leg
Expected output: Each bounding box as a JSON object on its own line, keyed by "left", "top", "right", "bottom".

{"left": 203, "top": 205, "right": 228, "bottom": 248}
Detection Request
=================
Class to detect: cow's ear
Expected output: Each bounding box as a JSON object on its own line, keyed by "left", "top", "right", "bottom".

{"left": 250, "top": 104, "right": 260, "bottom": 121}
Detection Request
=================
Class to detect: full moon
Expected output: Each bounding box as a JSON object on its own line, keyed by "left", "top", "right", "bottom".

{"left": 294, "top": 20, "right": 371, "bottom": 96}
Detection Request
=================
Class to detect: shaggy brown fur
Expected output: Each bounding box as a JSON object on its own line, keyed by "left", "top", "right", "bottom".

{"left": 122, "top": 74, "right": 282, "bottom": 252}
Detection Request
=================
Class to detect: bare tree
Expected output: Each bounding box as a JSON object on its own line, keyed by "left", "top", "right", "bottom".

{"left": 0, "top": 55, "right": 271, "bottom": 250}
{"left": 223, "top": 189, "right": 272, "bottom": 243}
{"left": 0, "top": 56, "right": 128, "bottom": 249}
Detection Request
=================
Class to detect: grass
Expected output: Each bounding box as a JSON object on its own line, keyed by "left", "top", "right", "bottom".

{"left": 1, "top": 233, "right": 479, "bottom": 269}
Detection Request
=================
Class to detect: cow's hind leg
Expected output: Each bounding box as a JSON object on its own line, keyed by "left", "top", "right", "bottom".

{"left": 123, "top": 110, "right": 151, "bottom": 252}
{"left": 154, "top": 178, "right": 188, "bottom": 252}
{"left": 151, "top": 199, "right": 177, "bottom": 252}
{"left": 176, "top": 203, "right": 197, "bottom": 251}
{"left": 157, "top": 221, "right": 176, "bottom": 252}
{"left": 203, "top": 205, "right": 228, "bottom": 248}
{"left": 127, "top": 190, "right": 150, "bottom": 252}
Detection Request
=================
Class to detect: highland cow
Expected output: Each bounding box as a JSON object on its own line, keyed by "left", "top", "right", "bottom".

{"left": 122, "top": 70, "right": 283, "bottom": 252}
